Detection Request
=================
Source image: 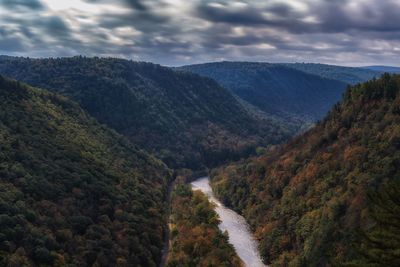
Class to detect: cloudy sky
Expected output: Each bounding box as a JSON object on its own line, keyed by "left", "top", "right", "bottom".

{"left": 1, "top": 0, "right": 399, "bottom": 66}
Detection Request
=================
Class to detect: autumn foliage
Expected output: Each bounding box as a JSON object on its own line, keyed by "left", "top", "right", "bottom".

{"left": 211, "top": 74, "right": 400, "bottom": 266}
{"left": 167, "top": 177, "right": 242, "bottom": 267}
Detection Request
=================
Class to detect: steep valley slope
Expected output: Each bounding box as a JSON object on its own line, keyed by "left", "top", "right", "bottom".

{"left": 211, "top": 74, "right": 400, "bottom": 266}
{"left": 0, "top": 76, "right": 171, "bottom": 267}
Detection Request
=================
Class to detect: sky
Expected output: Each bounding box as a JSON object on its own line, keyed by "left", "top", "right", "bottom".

{"left": 0, "top": 0, "right": 399, "bottom": 66}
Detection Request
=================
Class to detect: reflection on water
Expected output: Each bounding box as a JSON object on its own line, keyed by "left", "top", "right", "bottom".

{"left": 191, "top": 177, "right": 266, "bottom": 267}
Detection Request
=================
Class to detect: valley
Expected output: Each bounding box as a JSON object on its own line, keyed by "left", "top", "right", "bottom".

{"left": 0, "top": 57, "right": 293, "bottom": 170}
{"left": 1, "top": 1, "right": 399, "bottom": 266}
{"left": 0, "top": 58, "right": 399, "bottom": 267}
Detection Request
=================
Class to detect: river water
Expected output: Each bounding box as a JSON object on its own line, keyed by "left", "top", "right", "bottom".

{"left": 191, "top": 177, "right": 266, "bottom": 267}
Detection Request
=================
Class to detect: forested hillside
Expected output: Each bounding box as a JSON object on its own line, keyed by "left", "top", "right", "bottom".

{"left": 211, "top": 74, "right": 400, "bottom": 266}
{"left": 0, "top": 76, "right": 171, "bottom": 267}
{"left": 0, "top": 56, "right": 292, "bottom": 169}
{"left": 282, "top": 63, "right": 380, "bottom": 84}
{"left": 180, "top": 62, "right": 348, "bottom": 122}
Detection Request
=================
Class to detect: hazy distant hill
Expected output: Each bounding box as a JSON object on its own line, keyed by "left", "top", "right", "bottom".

{"left": 180, "top": 62, "right": 348, "bottom": 122}
{"left": 282, "top": 62, "right": 381, "bottom": 84}
{"left": 0, "top": 56, "right": 293, "bottom": 170}
{"left": 0, "top": 76, "right": 171, "bottom": 266}
{"left": 211, "top": 74, "right": 400, "bottom": 266}
{"left": 362, "top": 65, "right": 400, "bottom": 73}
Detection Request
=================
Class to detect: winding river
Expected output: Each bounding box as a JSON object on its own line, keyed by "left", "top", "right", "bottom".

{"left": 191, "top": 177, "right": 266, "bottom": 267}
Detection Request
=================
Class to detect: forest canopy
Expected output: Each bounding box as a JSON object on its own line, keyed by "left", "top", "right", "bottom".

{"left": 0, "top": 76, "right": 172, "bottom": 266}
{"left": 211, "top": 74, "right": 400, "bottom": 266}
{"left": 0, "top": 56, "right": 294, "bottom": 170}
{"left": 167, "top": 176, "right": 242, "bottom": 267}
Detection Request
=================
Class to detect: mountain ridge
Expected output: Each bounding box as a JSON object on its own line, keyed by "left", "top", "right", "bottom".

{"left": 280, "top": 62, "right": 381, "bottom": 84}
{"left": 180, "top": 61, "right": 349, "bottom": 122}
{"left": 362, "top": 65, "right": 400, "bottom": 73}
{"left": 0, "top": 56, "right": 293, "bottom": 170}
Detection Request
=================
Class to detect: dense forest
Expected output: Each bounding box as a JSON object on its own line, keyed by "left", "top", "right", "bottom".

{"left": 166, "top": 175, "right": 242, "bottom": 267}
{"left": 347, "top": 179, "right": 400, "bottom": 267}
{"left": 180, "top": 62, "right": 348, "bottom": 122}
{"left": 211, "top": 74, "right": 400, "bottom": 266}
{"left": 0, "top": 56, "right": 293, "bottom": 170}
{"left": 0, "top": 76, "right": 171, "bottom": 266}
{"left": 1, "top": 56, "right": 397, "bottom": 267}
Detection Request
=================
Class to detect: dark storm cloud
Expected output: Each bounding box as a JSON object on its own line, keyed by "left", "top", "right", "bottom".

{"left": 93, "top": 0, "right": 169, "bottom": 35}
{"left": 0, "top": 28, "right": 27, "bottom": 52}
{"left": 1, "top": 0, "right": 44, "bottom": 10}
{"left": 2, "top": 14, "right": 73, "bottom": 40}
{"left": 0, "top": 0, "right": 399, "bottom": 66}
{"left": 43, "top": 16, "right": 72, "bottom": 37}
{"left": 267, "top": 3, "right": 293, "bottom": 17}
{"left": 99, "top": 11, "right": 168, "bottom": 30}
{"left": 85, "top": 0, "right": 151, "bottom": 11}
{"left": 195, "top": 1, "right": 308, "bottom": 30}
{"left": 195, "top": 1, "right": 308, "bottom": 29}
{"left": 313, "top": 0, "right": 400, "bottom": 33}
{"left": 125, "top": 0, "right": 148, "bottom": 11}
{"left": 196, "top": 3, "right": 268, "bottom": 25}
{"left": 195, "top": 0, "right": 400, "bottom": 34}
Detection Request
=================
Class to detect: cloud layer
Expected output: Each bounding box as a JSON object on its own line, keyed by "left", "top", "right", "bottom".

{"left": 0, "top": 0, "right": 399, "bottom": 66}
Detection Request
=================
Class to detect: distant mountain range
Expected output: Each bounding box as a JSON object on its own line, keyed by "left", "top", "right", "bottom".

{"left": 0, "top": 56, "right": 293, "bottom": 169}
{"left": 280, "top": 63, "right": 381, "bottom": 84}
{"left": 180, "top": 62, "right": 393, "bottom": 124}
{"left": 362, "top": 65, "right": 400, "bottom": 73}
{"left": 180, "top": 62, "right": 351, "bottom": 122}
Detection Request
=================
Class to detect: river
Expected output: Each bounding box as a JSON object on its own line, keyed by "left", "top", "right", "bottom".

{"left": 191, "top": 177, "right": 266, "bottom": 267}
